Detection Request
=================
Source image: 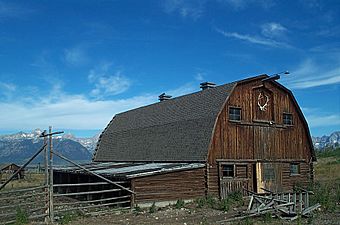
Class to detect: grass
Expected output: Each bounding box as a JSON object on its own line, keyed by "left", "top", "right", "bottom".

{"left": 311, "top": 147, "right": 340, "bottom": 212}
{"left": 194, "top": 191, "right": 244, "bottom": 212}
{"left": 14, "top": 207, "right": 28, "bottom": 225}
{"left": 316, "top": 147, "right": 340, "bottom": 158}
{"left": 149, "top": 202, "right": 156, "bottom": 213}
{"left": 175, "top": 199, "right": 185, "bottom": 209}
{"left": 1, "top": 173, "right": 45, "bottom": 191}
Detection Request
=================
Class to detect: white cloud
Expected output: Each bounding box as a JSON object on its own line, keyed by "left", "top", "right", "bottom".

{"left": 0, "top": 94, "right": 155, "bottom": 130}
{"left": 0, "top": 82, "right": 16, "bottom": 100}
{"left": 0, "top": 80, "right": 201, "bottom": 130}
{"left": 283, "top": 58, "right": 340, "bottom": 89}
{"left": 166, "top": 83, "right": 197, "bottom": 97}
{"left": 218, "top": 0, "right": 274, "bottom": 10}
{"left": 88, "top": 63, "right": 131, "bottom": 98}
{"left": 162, "top": 0, "right": 205, "bottom": 20}
{"left": 306, "top": 114, "right": 340, "bottom": 128}
{"left": 216, "top": 29, "right": 292, "bottom": 48}
{"left": 195, "top": 73, "right": 205, "bottom": 81}
{"left": 64, "top": 46, "right": 88, "bottom": 66}
{"left": 91, "top": 73, "right": 131, "bottom": 97}
{"left": 261, "top": 22, "right": 287, "bottom": 38}
{"left": 0, "top": 1, "right": 33, "bottom": 19}
{"left": 0, "top": 82, "right": 16, "bottom": 92}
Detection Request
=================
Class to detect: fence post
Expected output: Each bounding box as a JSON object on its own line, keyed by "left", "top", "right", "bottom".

{"left": 43, "top": 130, "right": 50, "bottom": 224}
{"left": 299, "top": 192, "right": 303, "bottom": 212}
{"left": 49, "top": 126, "right": 54, "bottom": 223}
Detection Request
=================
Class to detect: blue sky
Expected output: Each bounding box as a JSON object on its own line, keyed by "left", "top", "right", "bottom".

{"left": 0, "top": 0, "right": 339, "bottom": 137}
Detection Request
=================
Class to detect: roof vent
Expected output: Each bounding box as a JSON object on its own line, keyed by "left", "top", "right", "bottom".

{"left": 200, "top": 82, "right": 216, "bottom": 90}
{"left": 158, "top": 93, "right": 172, "bottom": 102}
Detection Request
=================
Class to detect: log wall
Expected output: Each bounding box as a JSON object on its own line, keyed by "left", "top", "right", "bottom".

{"left": 132, "top": 168, "right": 205, "bottom": 204}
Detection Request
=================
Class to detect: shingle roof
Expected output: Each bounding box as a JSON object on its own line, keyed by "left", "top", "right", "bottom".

{"left": 93, "top": 81, "right": 236, "bottom": 162}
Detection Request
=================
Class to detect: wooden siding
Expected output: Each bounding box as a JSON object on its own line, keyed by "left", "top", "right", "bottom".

{"left": 133, "top": 168, "right": 205, "bottom": 204}
{"left": 207, "top": 79, "right": 313, "bottom": 195}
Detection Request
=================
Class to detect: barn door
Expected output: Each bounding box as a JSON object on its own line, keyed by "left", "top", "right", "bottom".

{"left": 256, "top": 162, "right": 282, "bottom": 193}
{"left": 219, "top": 163, "right": 250, "bottom": 198}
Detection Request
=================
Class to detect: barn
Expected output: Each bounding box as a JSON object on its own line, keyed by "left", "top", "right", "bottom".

{"left": 0, "top": 163, "right": 24, "bottom": 181}
{"left": 55, "top": 74, "right": 315, "bottom": 206}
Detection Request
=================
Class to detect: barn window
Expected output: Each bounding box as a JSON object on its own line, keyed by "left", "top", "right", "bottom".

{"left": 283, "top": 113, "right": 293, "bottom": 125}
{"left": 263, "top": 164, "right": 275, "bottom": 181}
{"left": 229, "top": 107, "right": 241, "bottom": 121}
{"left": 222, "top": 165, "right": 234, "bottom": 178}
{"left": 290, "top": 163, "right": 300, "bottom": 175}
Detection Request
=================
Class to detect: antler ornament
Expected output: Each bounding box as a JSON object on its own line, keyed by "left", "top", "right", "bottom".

{"left": 257, "top": 92, "right": 269, "bottom": 111}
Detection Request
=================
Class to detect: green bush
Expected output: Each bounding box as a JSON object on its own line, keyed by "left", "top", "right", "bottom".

{"left": 237, "top": 217, "right": 253, "bottom": 225}
{"left": 316, "top": 147, "right": 340, "bottom": 158}
{"left": 149, "top": 202, "right": 156, "bottom": 213}
{"left": 262, "top": 212, "right": 272, "bottom": 223}
{"left": 15, "top": 207, "right": 28, "bottom": 225}
{"left": 218, "top": 198, "right": 231, "bottom": 212}
{"left": 134, "top": 204, "right": 142, "bottom": 214}
{"left": 206, "top": 194, "right": 217, "bottom": 208}
{"left": 310, "top": 181, "right": 338, "bottom": 212}
{"left": 175, "top": 199, "right": 185, "bottom": 209}
{"left": 195, "top": 191, "right": 244, "bottom": 211}
{"left": 60, "top": 213, "right": 73, "bottom": 225}
{"left": 195, "top": 197, "right": 206, "bottom": 208}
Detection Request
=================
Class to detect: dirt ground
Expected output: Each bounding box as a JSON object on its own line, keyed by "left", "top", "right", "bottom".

{"left": 66, "top": 202, "right": 339, "bottom": 225}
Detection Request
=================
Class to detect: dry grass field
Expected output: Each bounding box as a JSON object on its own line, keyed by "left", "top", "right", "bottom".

{"left": 68, "top": 149, "right": 340, "bottom": 225}
{"left": 2, "top": 149, "right": 339, "bottom": 224}
{"left": 1, "top": 173, "right": 45, "bottom": 190}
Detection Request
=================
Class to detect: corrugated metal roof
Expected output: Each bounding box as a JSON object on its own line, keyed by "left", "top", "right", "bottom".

{"left": 54, "top": 162, "right": 205, "bottom": 179}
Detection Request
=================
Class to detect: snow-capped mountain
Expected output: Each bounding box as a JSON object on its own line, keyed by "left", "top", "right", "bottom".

{"left": 0, "top": 129, "right": 100, "bottom": 163}
{"left": 312, "top": 131, "right": 340, "bottom": 150}
{"left": 61, "top": 132, "right": 100, "bottom": 153}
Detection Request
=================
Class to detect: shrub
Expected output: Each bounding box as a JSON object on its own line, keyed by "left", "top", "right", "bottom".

{"left": 175, "top": 199, "right": 185, "bottom": 209}
{"left": 195, "top": 197, "right": 206, "bottom": 208}
{"left": 134, "top": 204, "right": 142, "bottom": 213}
{"left": 15, "top": 207, "right": 28, "bottom": 225}
{"left": 262, "top": 212, "right": 272, "bottom": 223}
{"left": 310, "top": 181, "right": 337, "bottom": 212}
{"left": 60, "top": 213, "right": 73, "bottom": 225}
{"left": 149, "top": 202, "right": 156, "bottom": 213}
{"left": 206, "top": 195, "right": 217, "bottom": 208}
{"left": 218, "top": 198, "right": 231, "bottom": 212}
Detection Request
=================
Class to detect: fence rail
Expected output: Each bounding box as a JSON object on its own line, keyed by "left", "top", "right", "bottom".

{"left": 0, "top": 126, "right": 133, "bottom": 224}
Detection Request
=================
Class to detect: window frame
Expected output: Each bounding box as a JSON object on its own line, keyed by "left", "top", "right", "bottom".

{"left": 228, "top": 106, "right": 242, "bottom": 122}
{"left": 283, "top": 112, "right": 293, "bottom": 126}
{"left": 263, "top": 164, "right": 275, "bottom": 181}
{"left": 221, "top": 164, "right": 235, "bottom": 178}
{"left": 290, "top": 163, "right": 300, "bottom": 176}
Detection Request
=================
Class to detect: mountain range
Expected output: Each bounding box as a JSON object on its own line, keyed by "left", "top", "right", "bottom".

{"left": 0, "top": 129, "right": 339, "bottom": 164}
{"left": 312, "top": 131, "right": 340, "bottom": 150}
{"left": 0, "top": 129, "right": 100, "bottom": 164}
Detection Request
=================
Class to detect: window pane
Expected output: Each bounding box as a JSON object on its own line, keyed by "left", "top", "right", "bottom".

{"left": 222, "top": 165, "right": 234, "bottom": 177}
{"left": 263, "top": 164, "right": 275, "bottom": 181}
{"left": 290, "top": 164, "right": 299, "bottom": 175}
{"left": 283, "top": 113, "right": 293, "bottom": 125}
{"left": 229, "top": 107, "right": 241, "bottom": 121}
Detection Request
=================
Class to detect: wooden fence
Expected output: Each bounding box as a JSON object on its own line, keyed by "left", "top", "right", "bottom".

{"left": 220, "top": 179, "right": 249, "bottom": 198}
{"left": 0, "top": 127, "right": 134, "bottom": 224}
{"left": 0, "top": 185, "right": 47, "bottom": 224}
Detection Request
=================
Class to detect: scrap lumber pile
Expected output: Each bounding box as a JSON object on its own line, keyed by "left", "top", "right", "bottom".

{"left": 218, "top": 188, "right": 321, "bottom": 224}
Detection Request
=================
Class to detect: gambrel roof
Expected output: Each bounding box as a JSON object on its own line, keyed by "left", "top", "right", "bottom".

{"left": 93, "top": 80, "right": 238, "bottom": 162}
{"left": 93, "top": 74, "right": 315, "bottom": 162}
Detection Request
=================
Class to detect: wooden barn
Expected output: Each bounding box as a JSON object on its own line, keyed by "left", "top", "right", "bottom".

{"left": 0, "top": 163, "right": 24, "bottom": 181}
{"left": 55, "top": 74, "right": 315, "bottom": 206}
